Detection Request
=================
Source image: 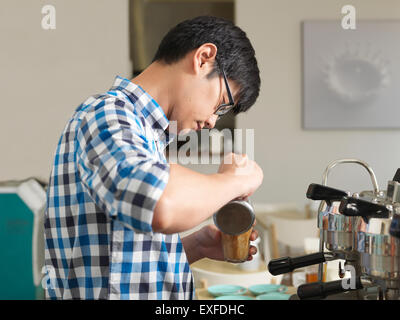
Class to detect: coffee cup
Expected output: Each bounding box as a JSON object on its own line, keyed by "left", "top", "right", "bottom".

{"left": 213, "top": 200, "right": 255, "bottom": 263}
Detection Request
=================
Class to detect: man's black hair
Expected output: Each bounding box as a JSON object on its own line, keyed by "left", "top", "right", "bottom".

{"left": 153, "top": 16, "right": 260, "bottom": 114}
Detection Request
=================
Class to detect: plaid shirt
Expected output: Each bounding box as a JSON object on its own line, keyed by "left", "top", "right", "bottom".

{"left": 44, "top": 76, "right": 194, "bottom": 300}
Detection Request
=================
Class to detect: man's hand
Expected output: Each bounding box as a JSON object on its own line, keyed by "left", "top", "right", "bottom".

{"left": 182, "top": 222, "right": 259, "bottom": 265}
{"left": 218, "top": 153, "right": 263, "bottom": 199}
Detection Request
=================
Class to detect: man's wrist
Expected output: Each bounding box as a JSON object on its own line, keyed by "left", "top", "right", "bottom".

{"left": 213, "top": 172, "right": 246, "bottom": 199}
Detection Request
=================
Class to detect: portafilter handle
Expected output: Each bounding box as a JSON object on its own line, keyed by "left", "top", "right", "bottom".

{"left": 268, "top": 252, "right": 335, "bottom": 276}
{"left": 297, "top": 278, "right": 363, "bottom": 300}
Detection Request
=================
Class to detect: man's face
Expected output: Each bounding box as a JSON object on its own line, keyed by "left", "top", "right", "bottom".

{"left": 171, "top": 66, "right": 240, "bottom": 134}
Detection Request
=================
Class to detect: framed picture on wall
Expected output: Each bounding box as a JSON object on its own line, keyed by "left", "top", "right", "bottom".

{"left": 302, "top": 20, "right": 400, "bottom": 129}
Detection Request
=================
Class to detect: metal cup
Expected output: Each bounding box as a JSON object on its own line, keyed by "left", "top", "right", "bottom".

{"left": 213, "top": 200, "right": 255, "bottom": 263}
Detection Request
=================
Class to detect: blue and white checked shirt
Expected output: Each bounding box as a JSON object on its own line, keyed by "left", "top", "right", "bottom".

{"left": 44, "top": 76, "right": 194, "bottom": 300}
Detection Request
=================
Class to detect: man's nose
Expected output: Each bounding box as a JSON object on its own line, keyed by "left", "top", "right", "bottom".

{"left": 205, "top": 114, "right": 218, "bottom": 129}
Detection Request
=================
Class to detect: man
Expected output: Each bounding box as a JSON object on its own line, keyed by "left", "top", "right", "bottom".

{"left": 44, "top": 16, "right": 262, "bottom": 300}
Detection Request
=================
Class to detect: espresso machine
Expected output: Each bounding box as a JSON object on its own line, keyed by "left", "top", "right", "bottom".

{"left": 268, "top": 159, "right": 400, "bottom": 300}
{"left": 337, "top": 169, "right": 400, "bottom": 300}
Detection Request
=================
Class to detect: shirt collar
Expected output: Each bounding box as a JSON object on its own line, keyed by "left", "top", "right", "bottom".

{"left": 109, "top": 76, "right": 175, "bottom": 144}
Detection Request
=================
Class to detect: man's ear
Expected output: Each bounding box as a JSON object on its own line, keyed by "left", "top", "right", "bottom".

{"left": 192, "top": 43, "right": 218, "bottom": 76}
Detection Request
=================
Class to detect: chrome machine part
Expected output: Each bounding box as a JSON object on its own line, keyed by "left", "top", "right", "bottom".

{"left": 320, "top": 158, "right": 379, "bottom": 193}
{"left": 338, "top": 169, "right": 400, "bottom": 299}
{"left": 316, "top": 159, "right": 380, "bottom": 282}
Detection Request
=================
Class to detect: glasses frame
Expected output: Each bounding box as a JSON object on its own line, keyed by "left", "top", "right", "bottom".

{"left": 214, "top": 60, "right": 235, "bottom": 117}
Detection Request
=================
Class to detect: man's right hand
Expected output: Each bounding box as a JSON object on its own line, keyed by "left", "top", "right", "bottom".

{"left": 218, "top": 152, "right": 264, "bottom": 199}
{"left": 153, "top": 153, "right": 263, "bottom": 234}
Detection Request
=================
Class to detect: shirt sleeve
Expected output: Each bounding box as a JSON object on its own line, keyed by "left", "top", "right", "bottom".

{"left": 75, "top": 98, "right": 169, "bottom": 234}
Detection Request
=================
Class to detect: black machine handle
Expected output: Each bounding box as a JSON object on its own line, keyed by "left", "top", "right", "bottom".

{"left": 306, "top": 183, "right": 348, "bottom": 204}
{"left": 388, "top": 168, "right": 400, "bottom": 238}
{"left": 392, "top": 168, "right": 400, "bottom": 183}
{"left": 297, "top": 278, "right": 363, "bottom": 300}
{"left": 339, "top": 196, "right": 390, "bottom": 220}
{"left": 268, "top": 252, "right": 326, "bottom": 276}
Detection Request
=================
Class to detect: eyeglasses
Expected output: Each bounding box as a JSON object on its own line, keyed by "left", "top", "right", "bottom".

{"left": 214, "top": 60, "right": 235, "bottom": 117}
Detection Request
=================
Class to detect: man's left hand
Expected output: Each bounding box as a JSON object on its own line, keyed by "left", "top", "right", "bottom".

{"left": 193, "top": 223, "right": 258, "bottom": 262}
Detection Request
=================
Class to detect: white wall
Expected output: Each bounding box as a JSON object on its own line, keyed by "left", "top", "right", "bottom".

{"left": 0, "top": 0, "right": 131, "bottom": 181}
{"left": 3, "top": 0, "right": 400, "bottom": 207}
{"left": 236, "top": 0, "right": 400, "bottom": 205}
